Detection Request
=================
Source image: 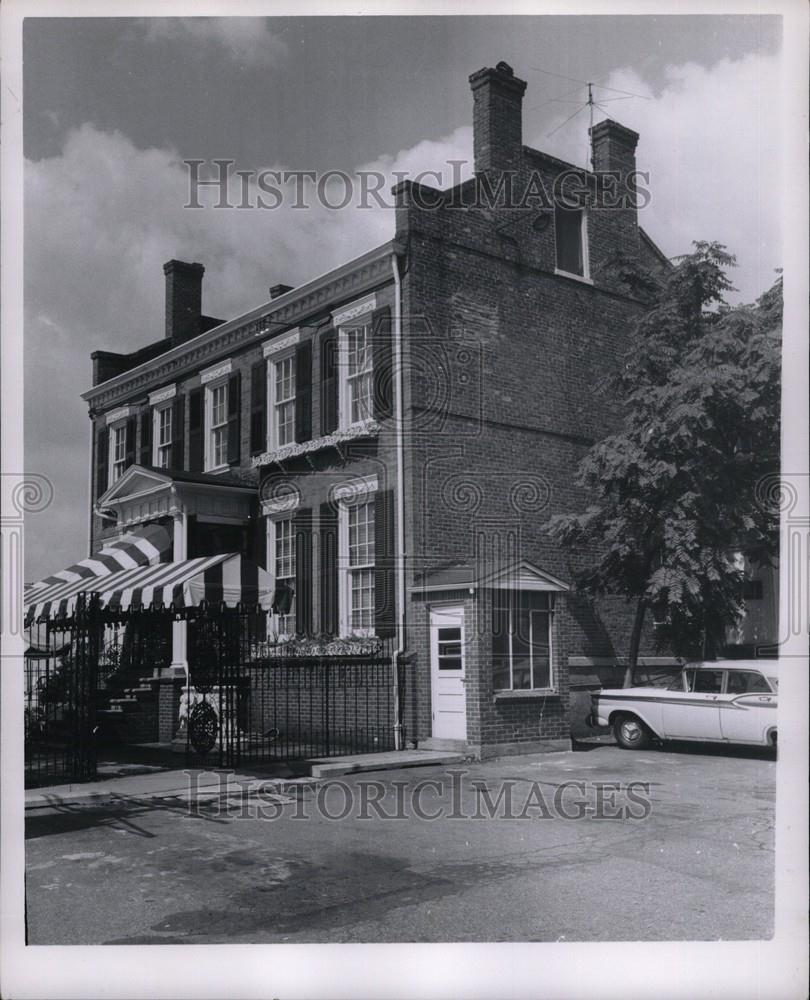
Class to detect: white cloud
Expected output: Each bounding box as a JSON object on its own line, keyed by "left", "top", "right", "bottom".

{"left": 142, "top": 17, "right": 287, "bottom": 67}
{"left": 533, "top": 52, "right": 782, "bottom": 304}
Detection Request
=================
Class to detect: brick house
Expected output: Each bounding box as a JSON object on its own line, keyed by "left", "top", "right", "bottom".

{"left": 76, "top": 61, "right": 691, "bottom": 758}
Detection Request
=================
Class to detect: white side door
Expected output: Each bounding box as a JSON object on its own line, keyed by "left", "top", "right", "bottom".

{"left": 429, "top": 605, "right": 467, "bottom": 740}
{"left": 660, "top": 669, "right": 723, "bottom": 740}
{"left": 718, "top": 669, "right": 776, "bottom": 744}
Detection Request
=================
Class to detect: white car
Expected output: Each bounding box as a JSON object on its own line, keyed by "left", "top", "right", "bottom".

{"left": 589, "top": 659, "right": 779, "bottom": 750}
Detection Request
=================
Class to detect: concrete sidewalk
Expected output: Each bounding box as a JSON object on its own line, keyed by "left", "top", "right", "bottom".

{"left": 25, "top": 750, "right": 466, "bottom": 809}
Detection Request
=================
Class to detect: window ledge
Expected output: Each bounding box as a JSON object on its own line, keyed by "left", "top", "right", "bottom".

{"left": 252, "top": 419, "right": 380, "bottom": 468}
{"left": 494, "top": 689, "right": 560, "bottom": 701}
{"left": 554, "top": 268, "right": 594, "bottom": 286}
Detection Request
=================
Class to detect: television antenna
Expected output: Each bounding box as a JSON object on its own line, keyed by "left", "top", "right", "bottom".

{"left": 528, "top": 67, "right": 650, "bottom": 169}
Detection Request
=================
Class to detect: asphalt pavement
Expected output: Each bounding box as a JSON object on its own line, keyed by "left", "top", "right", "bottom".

{"left": 24, "top": 741, "right": 776, "bottom": 944}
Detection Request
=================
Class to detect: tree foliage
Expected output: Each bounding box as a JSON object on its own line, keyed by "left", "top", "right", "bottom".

{"left": 544, "top": 242, "right": 781, "bottom": 681}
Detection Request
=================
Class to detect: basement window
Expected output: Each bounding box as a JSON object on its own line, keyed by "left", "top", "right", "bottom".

{"left": 555, "top": 206, "right": 589, "bottom": 279}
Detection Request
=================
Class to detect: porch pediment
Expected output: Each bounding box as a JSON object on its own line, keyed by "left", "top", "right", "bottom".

{"left": 411, "top": 559, "right": 571, "bottom": 595}
{"left": 98, "top": 464, "right": 256, "bottom": 530}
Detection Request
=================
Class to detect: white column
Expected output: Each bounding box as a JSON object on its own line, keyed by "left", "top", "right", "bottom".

{"left": 170, "top": 507, "right": 188, "bottom": 674}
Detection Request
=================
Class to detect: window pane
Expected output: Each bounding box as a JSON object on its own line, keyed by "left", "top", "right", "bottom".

{"left": 350, "top": 567, "right": 374, "bottom": 628}
{"left": 726, "top": 670, "right": 771, "bottom": 694}
{"left": 348, "top": 501, "right": 374, "bottom": 565}
{"left": 691, "top": 670, "right": 722, "bottom": 694}
{"left": 555, "top": 207, "right": 584, "bottom": 275}
{"left": 530, "top": 610, "right": 551, "bottom": 688}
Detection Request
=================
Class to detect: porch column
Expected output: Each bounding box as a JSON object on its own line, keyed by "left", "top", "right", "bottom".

{"left": 170, "top": 507, "right": 188, "bottom": 673}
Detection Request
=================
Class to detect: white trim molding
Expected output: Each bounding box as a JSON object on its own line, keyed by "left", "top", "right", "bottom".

{"left": 332, "top": 294, "right": 376, "bottom": 327}
{"left": 331, "top": 474, "right": 379, "bottom": 505}
{"left": 200, "top": 358, "right": 233, "bottom": 385}
{"left": 148, "top": 384, "right": 177, "bottom": 406}
{"left": 106, "top": 406, "right": 132, "bottom": 426}
{"left": 260, "top": 488, "right": 300, "bottom": 517}
{"left": 263, "top": 328, "right": 300, "bottom": 358}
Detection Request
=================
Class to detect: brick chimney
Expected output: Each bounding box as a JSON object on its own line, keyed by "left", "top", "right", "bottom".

{"left": 589, "top": 119, "right": 639, "bottom": 178}
{"left": 269, "top": 283, "right": 294, "bottom": 299}
{"left": 163, "top": 259, "right": 204, "bottom": 343}
{"left": 469, "top": 61, "right": 527, "bottom": 174}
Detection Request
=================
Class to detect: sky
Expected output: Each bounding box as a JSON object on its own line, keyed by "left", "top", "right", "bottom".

{"left": 22, "top": 14, "right": 783, "bottom": 581}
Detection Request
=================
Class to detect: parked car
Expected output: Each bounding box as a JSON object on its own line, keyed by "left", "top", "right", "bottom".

{"left": 589, "top": 659, "right": 779, "bottom": 750}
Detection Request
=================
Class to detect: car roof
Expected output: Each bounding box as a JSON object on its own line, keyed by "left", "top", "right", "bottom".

{"left": 685, "top": 659, "right": 781, "bottom": 673}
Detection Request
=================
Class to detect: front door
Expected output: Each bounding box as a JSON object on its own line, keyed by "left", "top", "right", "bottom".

{"left": 429, "top": 605, "right": 467, "bottom": 740}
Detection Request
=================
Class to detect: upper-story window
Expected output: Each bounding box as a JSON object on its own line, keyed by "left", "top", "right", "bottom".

{"left": 555, "top": 205, "right": 589, "bottom": 280}
{"left": 206, "top": 379, "right": 229, "bottom": 471}
{"left": 269, "top": 354, "right": 296, "bottom": 448}
{"left": 343, "top": 323, "right": 373, "bottom": 426}
{"left": 109, "top": 422, "right": 128, "bottom": 485}
{"left": 153, "top": 404, "right": 173, "bottom": 469}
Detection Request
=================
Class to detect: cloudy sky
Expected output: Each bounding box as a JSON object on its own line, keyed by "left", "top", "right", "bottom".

{"left": 23, "top": 14, "right": 783, "bottom": 581}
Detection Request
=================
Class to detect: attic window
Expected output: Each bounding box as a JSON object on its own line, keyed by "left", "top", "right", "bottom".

{"left": 555, "top": 206, "right": 588, "bottom": 278}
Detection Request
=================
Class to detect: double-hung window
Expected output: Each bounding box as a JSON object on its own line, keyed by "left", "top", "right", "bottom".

{"left": 269, "top": 354, "right": 296, "bottom": 448}
{"left": 339, "top": 496, "right": 375, "bottom": 634}
{"left": 270, "top": 517, "right": 296, "bottom": 637}
{"left": 207, "top": 381, "right": 229, "bottom": 470}
{"left": 492, "top": 590, "right": 553, "bottom": 691}
{"left": 109, "top": 423, "right": 128, "bottom": 485}
{"left": 342, "top": 323, "right": 373, "bottom": 426}
{"left": 154, "top": 404, "right": 173, "bottom": 469}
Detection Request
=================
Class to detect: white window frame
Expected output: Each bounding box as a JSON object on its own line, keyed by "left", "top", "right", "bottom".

{"left": 493, "top": 591, "right": 555, "bottom": 692}
{"left": 204, "top": 376, "right": 230, "bottom": 472}
{"left": 266, "top": 515, "right": 296, "bottom": 640}
{"left": 338, "top": 321, "right": 374, "bottom": 429}
{"left": 338, "top": 488, "right": 377, "bottom": 637}
{"left": 553, "top": 205, "right": 591, "bottom": 284}
{"left": 108, "top": 421, "right": 128, "bottom": 487}
{"left": 152, "top": 402, "right": 173, "bottom": 469}
{"left": 267, "top": 350, "right": 297, "bottom": 449}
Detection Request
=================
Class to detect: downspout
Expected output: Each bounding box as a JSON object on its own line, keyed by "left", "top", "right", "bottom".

{"left": 392, "top": 252, "right": 405, "bottom": 751}
{"left": 88, "top": 417, "right": 95, "bottom": 556}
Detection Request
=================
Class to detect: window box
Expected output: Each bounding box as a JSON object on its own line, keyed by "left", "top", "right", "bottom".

{"left": 251, "top": 418, "right": 380, "bottom": 468}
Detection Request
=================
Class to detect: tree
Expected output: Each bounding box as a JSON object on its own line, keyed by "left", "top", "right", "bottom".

{"left": 543, "top": 242, "right": 781, "bottom": 686}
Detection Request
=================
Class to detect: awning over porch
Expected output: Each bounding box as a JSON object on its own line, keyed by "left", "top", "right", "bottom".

{"left": 25, "top": 523, "right": 172, "bottom": 600}
{"left": 25, "top": 552, "right": 272, "bottom": 623}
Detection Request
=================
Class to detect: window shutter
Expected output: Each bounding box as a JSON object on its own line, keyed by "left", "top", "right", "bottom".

{"left": 227, "top": 373, "right": 241, "bottom": 465}
{"left": 374, "top": 488, "right": 396, "bottom": 638}
{"left": 371, "top": 306, "right": 393, "bottom": 420}
{"left": 139, "top": 409, "right": 152, "bottom": 466}
{"left": 171, "top": 394, "right": 185, "bottom": 469}
{"left": 294, "top": 507, "right": 313, "bottom": 635}
{"left": 188, "top": 388, "right": 203, "bottom": 472}
{"left": 95, "top": 426, "right": 108, "bottom": 499}
{"left": 250, "top": 360, "right": 267, "bottom": 455}
{"left": 319, "top": 501, "right": 338, "bottom": 635}
{"left": 319, "top": 327, "right": 338, "bottom": 435}
{"left": 124, "top": 417, "right": 137, "bottom": 471}
{"left": 294, "top": 340, "right": 312, "bottom": 443}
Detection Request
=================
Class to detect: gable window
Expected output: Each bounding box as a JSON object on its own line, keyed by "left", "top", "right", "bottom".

{"left": 554, "top": 205, "right": 588, "bottom": 279}
{"left": 206, "top": 380, "right": 229, "bottom": 470}
{"left": 153, "top": 404, "right": 173, "bottom": 469}
{"left": 340, "top": 323, "right": 373, "bottom": 427}
{"left": 269, "top": 354, "right": 296, "bottom": 448}
{"left": 268, "top": 516, "right": 296, "bottom": 638}
{"left": 338, "top": 495, "right": 375, "bottom": 634}
{"left": 109, "top": 423, "right": 128, "bottom": 485}
{"left": 492, "top": 590, "right": 553, "bottom": 691}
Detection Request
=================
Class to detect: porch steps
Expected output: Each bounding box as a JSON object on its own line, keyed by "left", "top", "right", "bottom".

{"left": 306, "top": 750, "right": 466, "bottom": 778}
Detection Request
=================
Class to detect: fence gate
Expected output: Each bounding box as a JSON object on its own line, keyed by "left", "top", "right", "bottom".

{"left": 24, "top": 595, "right": 99, "bottom": 788}
{"left": 185, "top": 612, "right": 401, "bottom": 767}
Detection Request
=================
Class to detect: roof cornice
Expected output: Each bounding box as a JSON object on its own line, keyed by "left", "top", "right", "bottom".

{"left": 83, "top": 240, "right": 395, "bottom": 411}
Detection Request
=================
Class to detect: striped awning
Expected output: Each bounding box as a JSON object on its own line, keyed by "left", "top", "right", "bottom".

{"left": 26, "top": 552, "right": 272, "bottom": 623}
{"left": 25, "top": 524, "right": 172, "bottom": 601}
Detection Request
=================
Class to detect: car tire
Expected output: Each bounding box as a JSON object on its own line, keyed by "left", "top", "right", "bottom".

{"left": 613, "top": 714, "right": 652, "bottom": 750}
